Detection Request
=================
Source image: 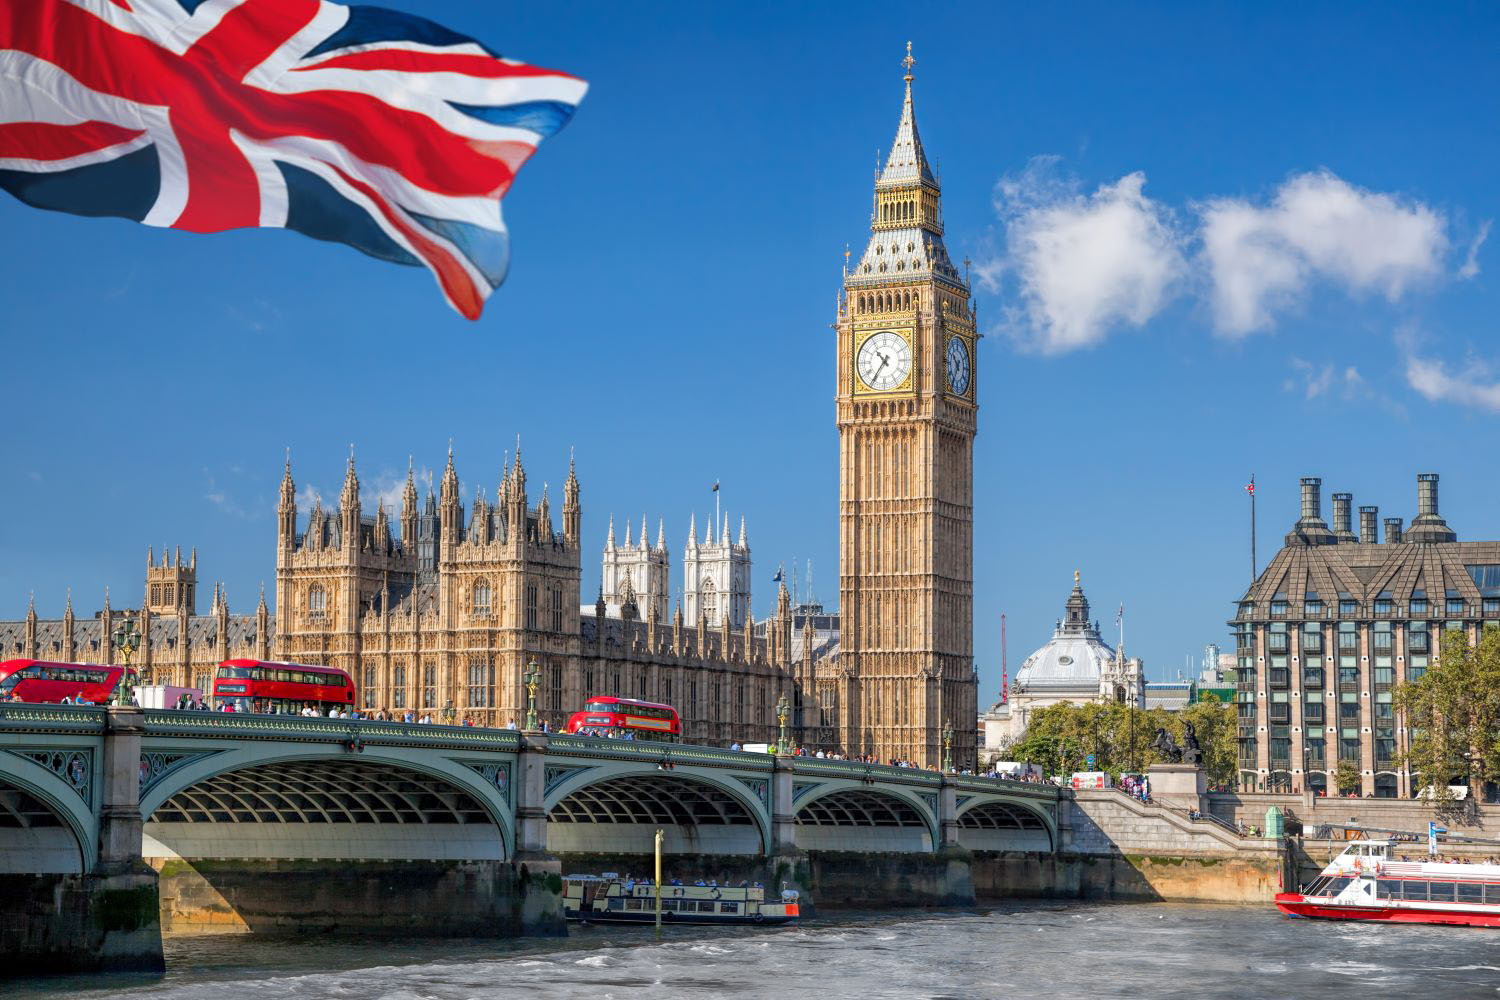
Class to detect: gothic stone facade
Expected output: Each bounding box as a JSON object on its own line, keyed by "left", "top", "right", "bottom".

{"left": 270, "top": 448, "right": 793, "bottom": 740}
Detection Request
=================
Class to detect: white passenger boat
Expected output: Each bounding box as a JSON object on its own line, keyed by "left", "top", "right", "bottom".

{"left": 1276, "top": 838, "right": 1500, "bottom": 927}
{"left": 562, "top": 874, "right": 800, "bottom": 925}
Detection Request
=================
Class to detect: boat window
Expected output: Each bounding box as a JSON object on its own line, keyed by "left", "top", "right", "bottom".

{"left": 720, "top": 902, "right": 739, "bottom": 913}
{"left": 1485, "top": 885, "right": 1500, "bottom": 905}
{"left": 1326, "top": 877, "right": 1353, "bottom": 896}
{"left": 1304, "top": 876, "right": 1331, "bottom": 896}
{"left": 1404, "top": 882, "right": 1428, "bottom": 900}
{"left": 625, "top": 898, "right": 643, "bottom": 910}
{"left": 1428, "top": 881, "right": 1457, "bottom": 902}
{"left": 607, "top": 897, "right": 624, "bottom": 910}
{"left": 1375, "top": 880, "right": 1396, "bottom": 899}
{"left": 1457, "top": 882, "right": 1484, "bottom": 903}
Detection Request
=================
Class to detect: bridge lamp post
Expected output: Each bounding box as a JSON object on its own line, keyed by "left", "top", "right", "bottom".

{"left": 523, "top": 659, "right": 541, "bottom": 732}
{"left": 775, "top": 694, "right": 790, "bottom": 754}
{"left": 442, "top": 698, "right": 456, "bottom": 726}
{"left": 942, "top": 720, "right": 954, "bottom": 774}
{"left": 110, "top": 621, "right": 141, "bottom": 707}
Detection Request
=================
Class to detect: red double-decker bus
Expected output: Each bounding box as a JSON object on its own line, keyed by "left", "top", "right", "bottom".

{"left": 212, "top": 659, "right": 355, "bottom": 714}
{"left": 564, "top": 696, "right": 680, "bottom": 740}
{"left": 0, "top": 659, "right": 124, "bottom": 704}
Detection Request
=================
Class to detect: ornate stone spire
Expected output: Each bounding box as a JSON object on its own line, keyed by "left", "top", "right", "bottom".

{"left": 848, "top": 42, "right": 959, "bottom": 287}
{"left": 639, "top": 515, "right": 648, "bottom": 551}
{"left": 738, "top": 515, "right": 747, "bottom": 547}
{"left": 279, "top": 448, "right": 296, "bottom": 509}
{"left": 687, "top": 512, "right": 697, "bottom": 551}
{"left": 656, "top": 518, "right": 665, "bottom": 551}
{"left": 607, "top": 514, "right": 616, "bottom": 548}
{"left": 341, "top": 443, "right": 360, "bottom": 507}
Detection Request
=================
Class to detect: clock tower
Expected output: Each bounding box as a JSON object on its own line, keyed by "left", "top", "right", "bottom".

{"left": 836, "top": 44, "right": 978, "bottom": 768}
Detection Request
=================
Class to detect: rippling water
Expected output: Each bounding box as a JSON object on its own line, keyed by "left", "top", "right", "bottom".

{"left": 16, "top": 903, "right": 1500, "bottom": 999}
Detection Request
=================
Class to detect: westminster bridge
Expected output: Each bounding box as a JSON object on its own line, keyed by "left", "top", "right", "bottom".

{"left": 1, "top": 704, "right": 1071, "bottom": 971}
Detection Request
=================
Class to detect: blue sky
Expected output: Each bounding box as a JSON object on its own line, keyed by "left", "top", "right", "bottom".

{"left": 2, "top": 1, "right": 1497, "bottom": 695}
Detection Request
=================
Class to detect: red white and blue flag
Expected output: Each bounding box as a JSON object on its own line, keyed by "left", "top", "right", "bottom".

{"left": 0, "top": 0, "right": 586, "bottom": 319}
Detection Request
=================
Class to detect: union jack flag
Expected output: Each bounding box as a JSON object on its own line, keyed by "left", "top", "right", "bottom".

{"left": 0, "top": 0, "right": 586, "bottom": 319}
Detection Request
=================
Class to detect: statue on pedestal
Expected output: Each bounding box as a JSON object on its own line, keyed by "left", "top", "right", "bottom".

{"left": 1151, "top": 727, "right": 1182, "bottom": 764}
{"left": 1181, "top": 722, "right": 1204, "bottom": 767}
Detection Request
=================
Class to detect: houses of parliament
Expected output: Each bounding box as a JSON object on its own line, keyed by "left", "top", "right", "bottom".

{"left": 1, "top": 49, "right": 980, "bottom": 767}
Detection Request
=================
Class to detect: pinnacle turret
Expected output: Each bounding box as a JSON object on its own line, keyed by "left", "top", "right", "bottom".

{"left": 639, "top": 515, "right": 648, "bottom": 551}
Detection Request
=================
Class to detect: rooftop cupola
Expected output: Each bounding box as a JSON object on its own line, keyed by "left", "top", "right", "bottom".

{"left": 1359, "top": 505, "right": 1379, "bottom": 543}
{"left": 1405, "top": 472, "right": 1457, "bottom": 543}
{"left": 1285, "top": 477, "right": 1336, "bottom": 546}
{"left": 1062, "top": 570, "right": 1092, "bottom": 632}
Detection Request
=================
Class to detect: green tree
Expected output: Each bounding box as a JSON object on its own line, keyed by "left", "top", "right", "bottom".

{"left": 1008, "top": 699, "right": 1236, "bottom": 783}
{"left": 1334, "top": 758, "right": 1361, "bottom": 795}
{"left": 1394, "top": 625, "right": 1500, "bottom": 800}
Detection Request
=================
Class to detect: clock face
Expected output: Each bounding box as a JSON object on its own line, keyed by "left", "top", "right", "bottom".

{"left": 857, "top": 330, "right": 912, "bottom": 391}
{"left": 945, "top": 336, "right": 971, "bottom": 395}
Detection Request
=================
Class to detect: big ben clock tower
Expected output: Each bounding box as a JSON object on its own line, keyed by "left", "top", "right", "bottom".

{"left": 836, "top": 44, "right": 977, "bottom": 768}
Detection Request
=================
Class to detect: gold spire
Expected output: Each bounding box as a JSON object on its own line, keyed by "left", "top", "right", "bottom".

{"left": 1074, "top": 568, "right": 1080, "bottom": 586}
{"left": 902, "top": 41, "right": 915, "bottom": 83}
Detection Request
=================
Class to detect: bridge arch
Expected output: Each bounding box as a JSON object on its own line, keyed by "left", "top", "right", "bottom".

{"left": 545, "top": 764, "right": 770, "bottom": 856}
{"left": 140, "top": 743, "right": 514, "bottom": 861}
{"left": 793, "top": 784, "right": 938, "bottom": 853}
{"left": 0, "top": 757, "right": 94, "bottom": 873}
{"left": 954, "top": 798, "right": 1054, "bottom": 852}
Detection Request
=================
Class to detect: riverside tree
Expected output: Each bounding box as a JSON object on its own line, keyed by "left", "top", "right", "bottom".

{"left": 1007, "top": 697, "right": 1236, "bottom": 787}
{"left": 1394, "top": 624, "right": 1500, "bottom": 800}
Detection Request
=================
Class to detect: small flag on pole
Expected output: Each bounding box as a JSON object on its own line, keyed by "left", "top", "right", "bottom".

{"left": 772, "top": 565, "right": 784, "bottom": 584}
{"left": 711, "top": 481, "right": 720, "bottom": 493}
{"left": 1246, "top": 479, "right": 1256, "bottom": 496}
{"left": 1116, "top": 604, "right": 1124, "bottom": 627}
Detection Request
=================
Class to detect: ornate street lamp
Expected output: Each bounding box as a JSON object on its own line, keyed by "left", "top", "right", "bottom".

{"left": 111, "top": 620, "right": 141, "bottom": 707}
{"left": 942, "top": 720, "right": 955, "bottom": 774}
{"left": 775, "top": 693, "right": 790, "bottom": 754}
{"left": 442, "top": 698, "right": 456, "bottom": 726}
{"left": 523, "top": 659, "right": 541, "bottom": 731}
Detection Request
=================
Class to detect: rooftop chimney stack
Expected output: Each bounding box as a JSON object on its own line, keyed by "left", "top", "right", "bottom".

{"left": 1301, "top": 478, "right": 1321, "bottom": 521}
{"left": 1385, "top": 517, "right": 1404, "bottom": 544}
{"left": 1286, "top": 476, "right": 1336, "bottom": 546}
{"left": 1331, "top": 493, "right": 1356, "bottom": 542}
{"left": 1406, "top": 472, "right": 1457, "bottom": 543}
{"left": 1359, "top": 506, "right": 1379, "bottom": 544}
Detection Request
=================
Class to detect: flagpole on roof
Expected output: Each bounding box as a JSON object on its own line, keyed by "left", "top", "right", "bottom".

{"left": 1248, "top": 474, "right": 1257, "bottom": 585}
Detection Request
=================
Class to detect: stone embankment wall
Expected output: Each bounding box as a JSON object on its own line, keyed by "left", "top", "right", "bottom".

{"left": 1210, "top": 792, "right": 1499, "bottom": 836}
{"left": 150, "top": 858, "right": 563, "bottom": 938}
{"left": 1008, "top": 788, "right": 1291, "bottom": 903}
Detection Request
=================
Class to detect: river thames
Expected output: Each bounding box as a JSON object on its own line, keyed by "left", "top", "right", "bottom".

{"left": 18, "top": 902, "right": 1500, "bottom": 999}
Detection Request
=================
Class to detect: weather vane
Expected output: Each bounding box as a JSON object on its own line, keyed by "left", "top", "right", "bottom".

{"left": 902, "top": 41, "right": 915, "bottom": 82}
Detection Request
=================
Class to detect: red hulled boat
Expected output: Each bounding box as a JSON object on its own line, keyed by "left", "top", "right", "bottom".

{"left": 1276, "top": 838, "right": 1500, "bottom": 927}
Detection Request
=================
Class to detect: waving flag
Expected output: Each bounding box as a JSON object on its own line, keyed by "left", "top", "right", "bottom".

{"left": 0, "top": 0, "right": 586, "bottom": 319}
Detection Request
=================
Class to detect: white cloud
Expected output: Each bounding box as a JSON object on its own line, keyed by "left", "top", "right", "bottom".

{"left": 1459, "top": 219, "right": 1492, "bottom": 280}
{"left": 1199, "top": 171, "right": 1449, "bottom": 335}
{"left": 988, "top": 158, "right": 1186, "bottom": 353}
{"left": 1283, "top": 358, "right": 1364, "bottom": 399}
{"left": 1404, "top": 352, "right": 1500, "bottom": 413}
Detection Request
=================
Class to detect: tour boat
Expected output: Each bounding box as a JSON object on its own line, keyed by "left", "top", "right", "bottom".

{"left": 562, "top": 874, "right": 800, "bottom": 925}
{"left": 1275, "top": 838, "right": 1500, "bottom": 927}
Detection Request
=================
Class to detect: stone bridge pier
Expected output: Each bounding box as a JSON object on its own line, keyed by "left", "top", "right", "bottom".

{"left": 4, "top": 708, "right": 164, "bottom": 976}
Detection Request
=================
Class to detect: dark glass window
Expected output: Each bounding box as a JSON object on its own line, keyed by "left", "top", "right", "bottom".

{"left": 1340, "top": 600, "right": 1357, "bottom": 616}
{"left": 1271, "top": 601, "right": 1289, "bottom": 616}
{"left": 1429, "top": 881, "right": 1456, "bottom": 902}
{"left": 1410, "top": 598, "right": 1427, "bottom": 615}
{"left": 1404, "top": 882, "right": 1428, "bottom": 900}
{"left": 1458, "top": 882, "right": 1484, "bottom": 904}
{"left": 1268, "top": 632, "right": 1289, "bottom": 653}
{"left": 1447, "top": 599, "right": 1466, "bottom": 617}
{"left": 1303, "top": 667, "right": 1324, "bottom": 688}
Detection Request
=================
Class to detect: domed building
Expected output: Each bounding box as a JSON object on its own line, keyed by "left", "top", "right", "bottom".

{"left": 982, "top": 573, "right": 1144, "bottom": 752}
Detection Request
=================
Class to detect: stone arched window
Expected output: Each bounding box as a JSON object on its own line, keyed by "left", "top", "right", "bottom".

{"left": 308, "top": 584, "right": 327, "bottom": 622}
{"left": 473, "top": 579, "right": 491, "bottom": 615}
{"left": 701, "top": 578, "right": 717, "bottom": 622}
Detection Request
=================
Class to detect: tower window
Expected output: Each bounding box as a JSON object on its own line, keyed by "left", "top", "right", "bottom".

{"left": 473, "top": 580, "right": 491, "bottom": 615}
{"left": 526, "top": 584, "right": 538, "bottom": 630}
{"left": 308, "top": 584, "right": 327, "bottom": 622}
{"left": 392, "top": 662, "right": 407, "bottom": 709}
{"left": 702, "top": 579, "right": 717, "bottom": 623}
